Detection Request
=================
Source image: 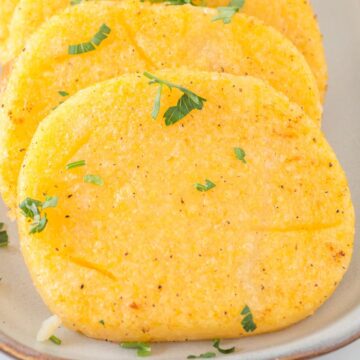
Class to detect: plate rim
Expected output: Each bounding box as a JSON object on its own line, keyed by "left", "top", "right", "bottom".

{"left": 1, "top": 328, "right": 360, "bottom": 360}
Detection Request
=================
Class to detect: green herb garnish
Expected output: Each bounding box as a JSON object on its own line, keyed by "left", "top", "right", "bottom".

{"left": 84, "top": 174, "right": 104, "bottom": 186}
{"left": 144, "top": 72, "right": 206, "bottom": 126}
{"left": 19, "top": 196, "right": 58, "bottom": 234}
{"left": 68, "top": 23, "right": 111, "bottom": 55}
{"left": 49, "top": 335, "right": 62, "bottom": 345}
{"left": 99, "top": 320, "right": 105, "bottom": 325}
{"left": 120, "top": 342, "right": 151, "bottom": 357}
{"left": 234, "top": 147, "right": 246, "bottom": 163}
{"left": 212, "top": 339, "right": 235, "bottom": 354}
{"left": 212, "top": 0, "right": 245, "bottom": 24}
{"left": 195, "top": 179, "right": 216, "bottom": 192}
{"left": 70, "top": 0, "right": 82, "bottom": 4}
{"left": 163, "top": 0, "right": 194, "bottom": 4}
{"left": 0, "top": 223, "right": 8, "bottom": 248}
{"left": 187, "top": 352, "right": 217, "bottom": 359}
{"left": 66, "top": 160, "right": 86, "bottom": 170}
{"left": 241, "top": 305, "right": 256, "bottom": 332}
{"left": 58, "top": 91, "right": 69, "bottom": 97}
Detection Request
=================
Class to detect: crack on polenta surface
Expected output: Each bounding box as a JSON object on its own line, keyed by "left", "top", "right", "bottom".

{"left": 118, "top": 11, "right": 157, "bottom": 70}
{"left": 68, "top": 256, "right": 117, "bottom": 281}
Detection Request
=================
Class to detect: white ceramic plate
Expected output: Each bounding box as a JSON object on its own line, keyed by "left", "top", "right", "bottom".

{"left": 1, "top": 1, "right": 360, "bottom": 359}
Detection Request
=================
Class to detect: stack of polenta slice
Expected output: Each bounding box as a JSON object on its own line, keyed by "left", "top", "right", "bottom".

{"left": 0, "top": 0, "right": 354, "bottom": 346}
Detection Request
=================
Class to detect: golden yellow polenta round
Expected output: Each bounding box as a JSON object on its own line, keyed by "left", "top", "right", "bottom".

{"left": 18, "top": 70, "right": 354, "bottom": 342}
{"left": 3, "top": 0, "right": 327, "bottom": 100}
{"left": 0, "top": 0, "right": 322, "bottom": 211}
{"left": 0, "top": 0, "right": 18, "bottom": 63}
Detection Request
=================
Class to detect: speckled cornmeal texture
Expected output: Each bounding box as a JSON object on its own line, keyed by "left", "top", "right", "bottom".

{"left": 2, "top": 0, "right": 327, "bottom": 101}
{"left": 0, "top": 0, "right": 18, "bottom": 63}
{"left": 18, "top": 70, "right": 354, "bottom": 342}
{"left": 0, "top": 0, "right": 322, "bottom": 212}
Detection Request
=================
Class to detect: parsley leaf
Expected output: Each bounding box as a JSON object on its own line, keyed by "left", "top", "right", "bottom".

{"left": 58, "top": 91, "right": 69, "bottom": 97}
{"left": 49, "top": 335, "right": 62, "bottom": 345}
{"left": 84, "top": 174, "right": 104, "bottom": 186}
{"left": 144, "top": 72, "right": 206, "bottom": 126}
{"left": 195, "top": 179, "right": 216, "bottom": 192}
{"left": 212, "top": 339, "right": 235, "bottom": 354}
{"left": 234, "top": 147, "right": 246, "bottom": 163}
{"left": 19, "top": 196, "right": 58, "bottom": 234}
{"left": 68, "top": 23, "right": 111, "bottom": 55}
{"left": 187, "top": 352, "right": 217, "bottom": 359}
{"left": 241, "top": 305, "right": 257, "bottom": 332}
{"left": 66, "top": 160, "right": 86, "bottom": 170}
{"left": 120, "top": 342, "right": 151, "bottom": 357}
{"left": 0, "top": 223, "right": 8, "bottom": 248}
{"left": 99, "top": 320, "right": 105, "bottom": 325}
{"left": 212, "top": 0, "right": 245, "bottom": 24}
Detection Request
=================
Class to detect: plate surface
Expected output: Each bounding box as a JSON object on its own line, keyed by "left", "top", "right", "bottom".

{"left": 1, "top": 0, "right": 360, "bottom": 359}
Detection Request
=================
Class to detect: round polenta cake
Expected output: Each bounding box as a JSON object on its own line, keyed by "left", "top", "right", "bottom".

{"left": 3, "top": 0, "right": 327, "bottom": 101}
{"left": 0, "top": 0, "right": 322, "bottom": 212}
{"left": 18, "top": 70, "right": 354, "bottom": 342}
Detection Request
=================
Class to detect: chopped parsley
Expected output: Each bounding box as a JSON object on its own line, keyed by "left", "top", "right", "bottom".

{"left": 19, "top": 196, "right": 58, "bottom": 234}
{"left": 144, "top": 72, "right": 206, "bottom": 126}
{"left": 99, "top": 320, "right": 105, "bottom": 325}
{"left": 0, "top": 223, "right": 8, "bottom": 248}
{"left": 66, "top": 160, "right": 86, "bottom": 170}
{"left": 234, "top": 147, "right": 246, "bottom": 163}
{"left": 49, "top": 335, "right": 62, "bottom": 345}
{"left": 187, "top": 353, "right": 216, "bottom": 359}
{"left": 68, "top": 23, "right": 111, "bottom": 55}
{"left": 212, "top": 339, "right": 235, "bottom": 354}
{"left": 84, "top": 174, "right": 104, "bottom": 186}
{"left": 58, "top": 91, "right": 69, "bottom": 97}
{"left": 195, "top": 179, "right": 216, "bottom": 192}
{"left": 120, "top": 342, "right": 151, "bottom": 357}
{"left": 212, "top": 0, "right": 245, "bottom": 24}
{"left": 241, "top": 305, "right": 257, "bottom": 332}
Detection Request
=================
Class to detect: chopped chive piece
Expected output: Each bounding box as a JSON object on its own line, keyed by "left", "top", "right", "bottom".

{"left": 151, "top": 84, "right": 163, "bottom": 119}
{"left": 187, "top": 352, "right": 217, "bottom": 359}
{"left": 99, "top": 320, "right": 105, "bottom": 325}
{"left": 212, "top": 339, "right": 235, "bottom": 354}
{"left": 241, "top": 305, "right": 257, "bottom": 332}
{"left": 19, "top": 196, "right": 58, "bottom": 234}
{"left": 162, "top": 0, "right": 194, "bottom": 4}
{"left": 58, "top": 91, "right": 69, "bottom": 97}
{"left": 68, "top": 24, "right": 111, "bottom": 55}
{"left": 120, "top": 342, "right": 151, "bottom": 357}
{"left": 84, "top": 174, "right": 104, "bottom": 186}
{"left": 29, "top": 213, "right": 48, "bottom": 234}
{"left": 70, "top": 0, "right": 82, "bottom": 4}
{"left": 234, "top": 147, "right": 246, "bottom": 163}
{"left": 195, "top": 179, "right": 216, "bottom": 192}
{"left": 42, "top": 196, "right": 59, "bottom": 209}
{"left": 49, "top": 335, "right": 62, "bottom": 345}
{"left": 0, "top": 225, "right": 8, "bottom": 247}
{"left": 212, "top": 0, "right": 245, "bottom": 24}
{"left": 144, "top": 72, "right": 206, "bottom": 126}
{"left": 66, "top": 160, "right": 86, "bottom": 170}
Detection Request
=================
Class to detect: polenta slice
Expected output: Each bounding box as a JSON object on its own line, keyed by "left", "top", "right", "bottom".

{"left": 0, "top": 0, "right": 18, "bottom": 63}
{"left": 0, "top": 0, "right": 322, "bottom": 211}
{"left": 3, "top": 0, "right": 327, "bottom": 100}
{"left": 18, "top": 70, "right": 354, "bottom": 342}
